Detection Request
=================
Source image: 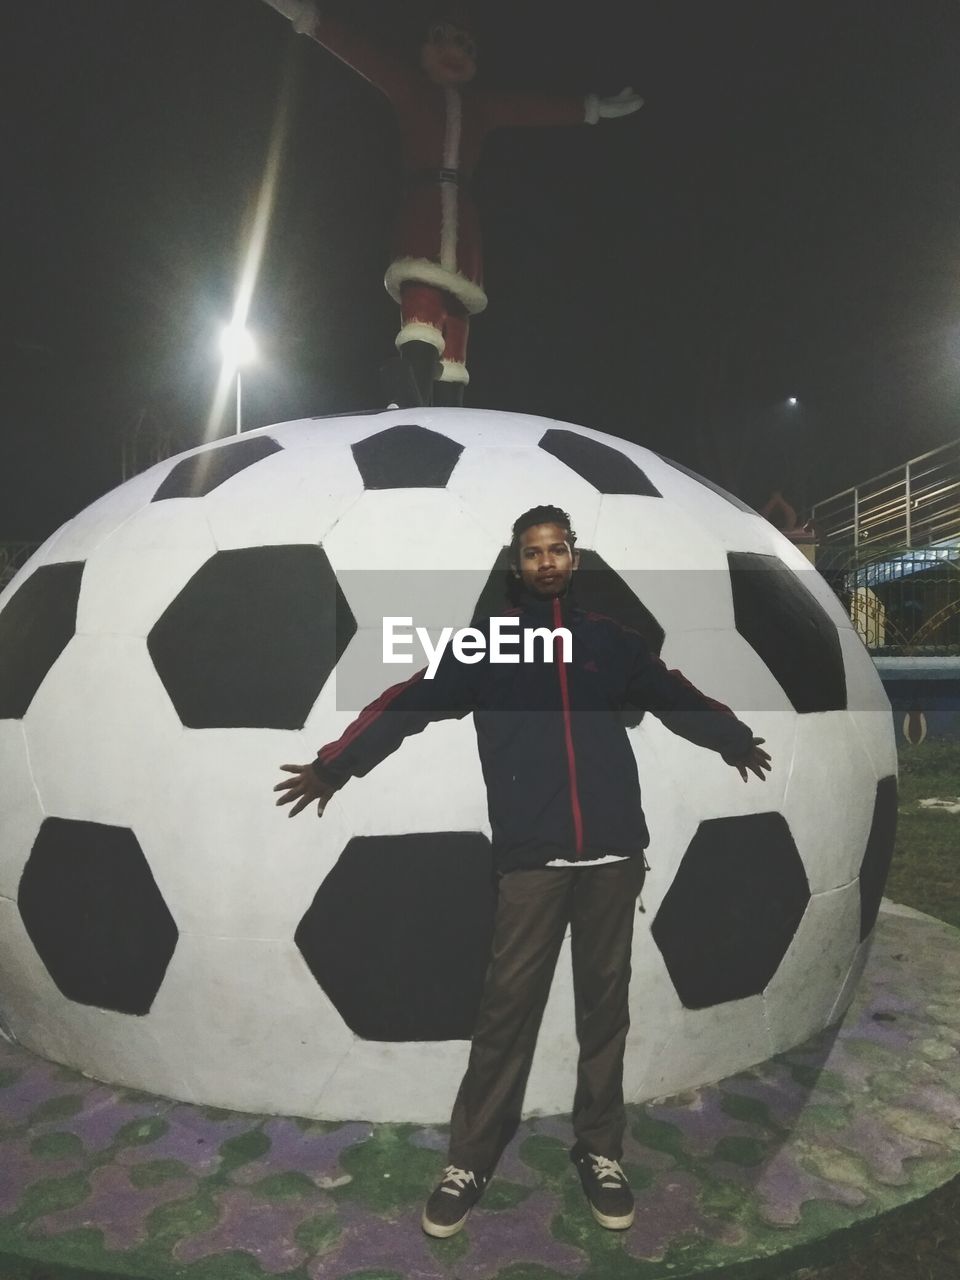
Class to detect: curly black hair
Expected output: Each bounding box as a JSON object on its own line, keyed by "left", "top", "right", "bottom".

{"left": 509, "top": 505, "right": 577, "bottom": 567}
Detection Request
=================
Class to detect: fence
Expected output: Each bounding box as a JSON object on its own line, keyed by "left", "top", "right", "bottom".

{"left": 811, "top": 437, "right": 960, "bottom": 654}
{"left": 812, "top": 438, "right": 960, "bottom": 565}
{"left": 0, "top": 543, "right": 41, "bottom": 592}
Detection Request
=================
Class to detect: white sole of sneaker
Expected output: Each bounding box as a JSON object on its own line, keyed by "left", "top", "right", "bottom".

{"left": 589, "top": 1204, "right": 635, "bottom": 1230}
{"left": 421, "top": 1208, "right": 471, "bottom": 1238}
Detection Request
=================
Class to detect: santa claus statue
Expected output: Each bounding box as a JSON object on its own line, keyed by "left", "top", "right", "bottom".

{"left": 263, "top": 1, "right": 644, "bottom": 405}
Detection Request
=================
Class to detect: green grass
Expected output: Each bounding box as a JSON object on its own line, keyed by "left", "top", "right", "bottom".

{"left": 885, "top": 740, "right": 960, "bottom": 929}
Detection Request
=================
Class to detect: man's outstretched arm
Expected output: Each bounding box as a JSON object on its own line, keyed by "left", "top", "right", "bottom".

{"left": 274, "top": 643, "right": 482, "bottom": 818}
{"left": 624, "top": 638, "right": 772, "bottom": 783}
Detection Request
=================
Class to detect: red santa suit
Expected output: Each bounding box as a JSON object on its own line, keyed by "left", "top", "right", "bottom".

{"left": 293, "top": 10, "right": 595, "bottom": 385}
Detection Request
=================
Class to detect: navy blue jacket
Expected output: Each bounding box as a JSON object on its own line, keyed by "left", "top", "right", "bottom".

{"left": 312, "top": 591, "right": 755, "bottom": 873}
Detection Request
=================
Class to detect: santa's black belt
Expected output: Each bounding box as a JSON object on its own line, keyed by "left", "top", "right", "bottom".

{"left": 405, "top": 168, "right": 472, "bottom": 190}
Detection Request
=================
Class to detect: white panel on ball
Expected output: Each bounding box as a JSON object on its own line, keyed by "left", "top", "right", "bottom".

{"left": 593, "top": 493, "right": 736, "bottom": 634}
{"left": 840, "top": 629, "right": 899, "bottom": 779}
{"left": 658, "top": 629, "right": 795, "bottom": 719}
{"left": 763, "top": 882, "right": 862, "bottom": 1053}
{"left": 782, "top": 713, "right": 878, "bottom": 892}
{"left": 318, "top": 1037, "right": 472, "bottom": 1124}
{"left": 24, "top": 636, "right": 184, "bottom": 830}
{"left": 0, "top": 721, "right": 44, "bottom": 898}
{"left": 147, "top": 935, "right": 355, "bottom": 1115}
{"left": 620, "top": 923, "right": 688, "bottom": 1102}
{"left": 449, "top": 448, "right": 603, "bottom": 551}
{"left": 642, "top": 458, "right": 783, "bottom": 556}
{"left": 130, "top": 728, "right": 347, "bottom": 939}
{"left": 323, "top": 490, "right": 498, "bottom": 628}
{"left": 634, "top": 996, "right": 773, "bottom": 1103}
{"left": 333, "top": 718, "right": 489, "bottom": 839}
{"left": 828, "top": 932, "right": 875, "bottom": 1025}
{"left": 75, "top": 502, "right": 217, "bottom": 638}
{"left": 203, "top": 442, "right": 364, "bottom": 551}
{"left": 37, "top": 461, "right": 177, "bottom": 564}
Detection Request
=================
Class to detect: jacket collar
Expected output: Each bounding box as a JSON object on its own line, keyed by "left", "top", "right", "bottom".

{"left": 511, "top": 583, "right": 579, "bottom": 622}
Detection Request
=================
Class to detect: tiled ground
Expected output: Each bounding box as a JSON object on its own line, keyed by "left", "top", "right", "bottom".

{"left": 1, "top": 902, "right": 959, "bottom": 1280}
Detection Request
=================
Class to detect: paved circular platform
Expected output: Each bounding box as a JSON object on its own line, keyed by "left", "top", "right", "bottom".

{"left": 1, "top": 900, "right": 959, "bottom": 1280}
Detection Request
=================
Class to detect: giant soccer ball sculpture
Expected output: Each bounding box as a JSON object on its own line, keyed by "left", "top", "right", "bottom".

{"left": 0, "top": 409, "right": 897, "bottom": 1121}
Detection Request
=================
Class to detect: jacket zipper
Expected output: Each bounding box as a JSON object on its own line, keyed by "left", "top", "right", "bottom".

{"left": 553, "top": 596, "right": 584, "bottom": 855}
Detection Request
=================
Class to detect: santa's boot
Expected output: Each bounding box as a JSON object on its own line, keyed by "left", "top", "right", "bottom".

{"left": 433, "top": 380, "right": 464, "bottom": 408}
{"left": 402, "top": 340, "right": 442, "bottom": 406}
{"left": 379, "top": 355, "right": 420, "bottom": 409}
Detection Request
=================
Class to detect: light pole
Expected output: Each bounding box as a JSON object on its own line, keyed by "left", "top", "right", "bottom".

{"left": 219, "top": 323, "right": 257, "bottom": 435}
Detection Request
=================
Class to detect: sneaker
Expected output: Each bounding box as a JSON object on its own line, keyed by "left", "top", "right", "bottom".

{"left": 421, "top": 1165, "right": 487, "bottom": 1238}
{"left": 572, "top": 1150, "right": 635, "bottom": 1229}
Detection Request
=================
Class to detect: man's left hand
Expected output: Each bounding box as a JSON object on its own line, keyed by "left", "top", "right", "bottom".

{"left": 728, "top": 737, "right": 772, "bottom": 783}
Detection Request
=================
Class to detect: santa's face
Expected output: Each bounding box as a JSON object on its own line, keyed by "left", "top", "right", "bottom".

{"left": 420, "top": 23, "right": 477, "bottom": 86}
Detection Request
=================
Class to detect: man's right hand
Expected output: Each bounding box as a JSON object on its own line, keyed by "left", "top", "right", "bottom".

{"left": 274, "top": 763, "right": 336, "bottom": 818}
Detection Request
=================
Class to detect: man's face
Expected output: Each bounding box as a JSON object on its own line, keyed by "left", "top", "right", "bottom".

{"left": 420, "top": 23, "right": 478, "bottom": 86}
{"left": 513, "top": 523, "right": 579, "bottom": 598}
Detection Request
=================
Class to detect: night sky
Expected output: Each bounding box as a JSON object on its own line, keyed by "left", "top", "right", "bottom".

{"left": 5, "top": 0, "right": 960, "bottom": 540}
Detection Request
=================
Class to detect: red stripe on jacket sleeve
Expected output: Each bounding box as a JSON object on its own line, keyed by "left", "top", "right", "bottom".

{"left": 317, "top": 668, "right": 427, "bottom": 766}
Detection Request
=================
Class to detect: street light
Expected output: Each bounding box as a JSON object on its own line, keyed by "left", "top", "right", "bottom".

{"left": 219, "top": 323, "right": 257, "bottom": 434}
{"left": 786, "top": 396, "right": 799, "bottom": 408}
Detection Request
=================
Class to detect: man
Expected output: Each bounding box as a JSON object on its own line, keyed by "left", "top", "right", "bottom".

{"left": 261, "top": 0, "right": 644, "bottom": 405}
{"left": 275, "top": 505, "right": 771, "bottom": 1237}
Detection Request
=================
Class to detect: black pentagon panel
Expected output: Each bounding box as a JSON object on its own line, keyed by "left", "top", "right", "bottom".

{"left": 148, "top": 545, "right": 355, "bottom": 729}
{"left": 652, "top": 813, "right": 810, "bottom": 1009}
{"left": 152, "top": 436, "right": 282, "bottom": 501}
{"left": 297, "top": 833, "right": 496, "bottom": 1040}
{"left": 0, "top": 562, "right": 83, "bottom": 720}
{"left": 728, "top": 552, "right": 846, "bottom": 714}
{"left": 538, "top": 430, "right": 661, "bottom": 497}
{"left": 655, "top": 454, "right": 757, "bottom": 514}
{"left": 351, "top": 424, "right": 463, "bottom": 488}
{"left": 18, "top": 818, "right": 178, "bottom": 1015}
{"left": 859, "top": 775, "right": 898, "bottom": 941}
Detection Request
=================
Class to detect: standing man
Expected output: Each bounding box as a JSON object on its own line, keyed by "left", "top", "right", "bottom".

{"left": 275, "top": 505, "right": 771, "bottom": 1236}
{"left": 260, "top": 0, "right": 644, "bottom": 405}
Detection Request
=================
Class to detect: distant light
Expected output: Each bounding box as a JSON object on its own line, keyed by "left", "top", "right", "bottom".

{"left": 219, "top": 323, "right": 256, "bottom": 369}
{"left": 786, "top": 396, "right": 799, "bottom": 407}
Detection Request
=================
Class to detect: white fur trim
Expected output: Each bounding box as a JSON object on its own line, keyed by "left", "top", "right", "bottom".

{"left": 439, "top": 360, "right": 469, "bottom": 385}
{"left": 385, "top": 258, "right": 488, "bottom": 314}
{"left": 395, "top": 322, "right": 445, "bottom": 353}
{"left": 584, "top": 93, "right": 599, "bottom": 124}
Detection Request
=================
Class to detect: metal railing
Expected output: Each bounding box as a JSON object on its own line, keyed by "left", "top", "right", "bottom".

{"left": 0, "top": 542, "right": 41, "bottom": 592}
{"left": 819, "top": 544, "right": 960, "bottom": 656}
{"left": 812, "top": 437, "right": 960, "bottom": 568}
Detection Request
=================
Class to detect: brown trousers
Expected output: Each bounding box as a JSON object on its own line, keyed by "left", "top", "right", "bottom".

{"left": 447, "top": 857, "right": 645, "bottom": 1176}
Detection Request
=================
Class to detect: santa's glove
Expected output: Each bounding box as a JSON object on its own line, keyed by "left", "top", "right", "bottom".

{"left": 584, "top": 87, "right": 645, "bottom": 124}
{"left": 258, "top": 0, "right": 317, "bottom": 35}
